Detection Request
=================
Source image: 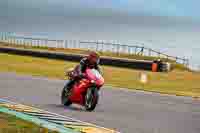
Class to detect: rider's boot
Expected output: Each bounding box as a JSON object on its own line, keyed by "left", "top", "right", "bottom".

{"left": 64, "top": 80, "right": 74, "bottom": 92}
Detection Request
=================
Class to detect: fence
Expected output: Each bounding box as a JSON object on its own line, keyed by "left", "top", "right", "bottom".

{"left": 0, "top": 32, "right": 189, "bottom": 67}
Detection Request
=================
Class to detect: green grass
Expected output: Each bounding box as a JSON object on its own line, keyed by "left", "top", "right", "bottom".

{"left": 0, "top": 42, "right": 189, "bottom": 71}
{"left": 0, "top": 112, "right": 58, "bottom": 133}
{"left": 0, "top": 53, "right": 199, "bottom": 97}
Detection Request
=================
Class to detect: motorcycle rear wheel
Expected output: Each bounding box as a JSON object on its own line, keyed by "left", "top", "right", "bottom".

{"left": 61, "top": 86, "right": 72, "bottom": 106}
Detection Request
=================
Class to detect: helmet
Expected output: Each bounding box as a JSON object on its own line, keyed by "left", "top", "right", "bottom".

{"left": 87, "top": 51, "right": 100, "bottom": 66}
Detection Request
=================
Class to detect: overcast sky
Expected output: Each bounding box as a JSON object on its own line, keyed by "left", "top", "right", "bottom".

{"left": 0, "top": 0, "right": 199, "bottom": 32}
{"left": 0, "top": 0, "right": 200, "bottom": 69}
{"left": 1, "top": 0, "right": 200, "bottom": 19}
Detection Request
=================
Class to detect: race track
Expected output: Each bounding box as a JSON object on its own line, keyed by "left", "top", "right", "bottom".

{"left": 0, "top": 72, "right": 200, "bottom": 133}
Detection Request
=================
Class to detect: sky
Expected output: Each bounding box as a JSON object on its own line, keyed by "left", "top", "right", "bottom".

{"left": 1, "top": 0, "right": 200, "bottom": 20}
{"left": 83, "top": 0, "right": 200, "bottom": 19}
{"left": 1, "top": 0, "right": 199, "bottom": 31}
{"left": 0, "top": 0, "right": 200, "bottom": 69}
{"left": 111, "top": 0, "right": 200, "bottom": 19}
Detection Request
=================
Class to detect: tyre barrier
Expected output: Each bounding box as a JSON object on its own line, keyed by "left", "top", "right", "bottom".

{"left": 0, "top": 47, "right": 171, "bottom": 72}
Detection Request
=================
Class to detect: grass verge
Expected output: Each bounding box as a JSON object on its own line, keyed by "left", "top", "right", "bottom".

{"left": 0, "top": 112, "right": 58, "bottom": 133}
{"left": 0, "top": 53, "right": 199, "bottom": 97}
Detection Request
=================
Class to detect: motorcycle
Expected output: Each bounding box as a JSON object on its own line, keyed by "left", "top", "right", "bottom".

{"left": 61, "top": 67, "right": 104, "bottom": 111}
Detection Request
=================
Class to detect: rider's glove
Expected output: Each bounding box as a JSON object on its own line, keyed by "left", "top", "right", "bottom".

{"left": 79, "top": 73, "right": 86, "bottom": 79}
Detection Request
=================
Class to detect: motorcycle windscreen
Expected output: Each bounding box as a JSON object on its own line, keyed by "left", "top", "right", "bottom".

{"left": 86, "top": 69, "right": 104, "bottom": 86}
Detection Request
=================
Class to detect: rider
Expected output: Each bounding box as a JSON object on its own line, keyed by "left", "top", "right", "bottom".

{"left": 65, "top": 51, "right": 101, "bottom": 91}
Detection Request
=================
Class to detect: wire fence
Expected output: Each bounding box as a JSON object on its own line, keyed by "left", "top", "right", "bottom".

{"left": 0, "top": 32, "right": 189, "bottom": 67}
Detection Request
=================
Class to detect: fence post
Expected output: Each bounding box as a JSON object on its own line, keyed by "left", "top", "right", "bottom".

{"left": 26, "top": 38, "right": 29, "bottom": 46}
{"left": 175, "top": 57, "right": 178, "bottom": 63}
{"left": 4, "top": 33, "right": 6, "bottom": 42}
{"left": 111, "top": 43, "right": 114, "bottom": 53}
{"left": 31, "top": 39, "right": 33, "bottom": 46}
{"left": 96, "top": 41, "right": 99, "bottom": 51}
{"left": 13, "top": 37, "right": 15, "bottom": 44}
{"left": 141, "top": 47, "right": 144, "bottom": 56}
{"left": 2, "top": 33, "right": 3, "bottom": 42}
{"left": 166, "top": 55, "right": 169, "bottom": 61}
{"left": 65, "top": 40, "right": 68, "bottom": 48}
{"left": 3, "top": 34, "right": 6, "bottom": 41}
{"left": 29, "top": 38, "right": 30, "bottom": 46}
{"left": 10, "top": 36, "right": 12, "bottom": 44}
{"left": 8, "top": 35, "right": 10, "bottom": 43}
{"left": 79, "top": 40, "right": 81, "bottom": 49}
{"left": 37, "top": 40, "right": 39, "bottom": 47}
{"left": 148, "top": 49, "right": 152, "bottom": 56}
{"left": 73, "top": 40, "right": 75, "bottom": 48}
{"left": 116, "top": 44, "right": 119, "bottom": 55}
{"left": 62, "top": 40, "right": 65, "bottom": 48}
{"left": 1, "top": 33, "right": 3, "bottom": 42}
{"left": 12, "top": 37, "right": 14, "bottom": 44}
{"left": 0, "top": 33, "right": 2, "bottom": 42}
{"left": 137, "top": 47, "right": 144, "bottom": 55}
{"left": 22, "top": 38, "right": 24, "bottom": 46}
{"left": 9, "top": 35, "right": 11, "bottom": 44}
{"left": 158, "top": 52, "right": 160, "bottom": 58}
{"left": 7, "top": 35, "right": 10, "bottom": 43}
{"left": 5, "top": 33, "right": 7, "bottom": 42}
{"left": 184, "top": 59, "right": 186, "bottom": 66}
{"left": 14, "top": 37, "right": 17, "bottom": 45}
{"left": 28, "top": 38, "right": 31, "bottom": 46}
{"left": 2, "top": 33, "right": 4, "bottom": 42}
{"left": 128, "top": 46, "right": 130, "bottom": 54}
{"left": 26, "top": 39, "right": 29, "bottom": 46}
{"left": 66, "top": 40, "right": 68, "bottom": 48}
{"left": 9, "top": 36, "right": 12, "bottom": 44}
{"left": 25, "top": 38, "right": 28, "bottom": 46}
{"left": 187, "top": 59, "right": 189, "bottom": 68}
{"left": 15, "top": 38, "right": 17, "bottom": 45}
{"left": 101, "top": 41, "right": 103, "bottom": 52}
{"left": 44, "top": 39, "right": 46, "bottom": 47}
{"left": 135, "top": 46, "right": 137, "bottom": 54}
{"left": 4, "top": 34, "right": 6, "bottom": 42}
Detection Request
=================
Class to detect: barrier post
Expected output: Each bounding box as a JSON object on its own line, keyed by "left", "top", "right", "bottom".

{"left": 152, "top": 60, "right": 158, "bottom": 72}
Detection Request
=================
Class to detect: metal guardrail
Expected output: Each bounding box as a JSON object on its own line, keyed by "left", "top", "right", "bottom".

{"left": 0, "top": 32, "right": 189, "bottom": 68}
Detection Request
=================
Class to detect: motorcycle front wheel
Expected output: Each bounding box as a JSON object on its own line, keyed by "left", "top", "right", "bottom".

{"left": 85, "top": 87, "right": 99, "bottom": 111}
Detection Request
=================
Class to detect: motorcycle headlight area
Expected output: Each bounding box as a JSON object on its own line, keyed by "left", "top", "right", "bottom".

{"left": 90, "top": 80, "right": 97, "bottom": 86}
{"left": 91, "top": 80, "right": 95, "bottom": 83}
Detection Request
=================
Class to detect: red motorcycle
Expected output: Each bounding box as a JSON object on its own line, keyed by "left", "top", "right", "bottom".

{"left": 61, "top": 67, "right": 104, "bottom": 111}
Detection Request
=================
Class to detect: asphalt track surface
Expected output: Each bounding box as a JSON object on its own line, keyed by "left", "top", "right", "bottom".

{"left": 0, "top": 72, "right": 200, "bottom": 133}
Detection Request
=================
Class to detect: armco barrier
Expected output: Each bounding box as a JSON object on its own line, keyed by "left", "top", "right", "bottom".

{"left": 0, "top": 47, "right": 168, "bottom": 71}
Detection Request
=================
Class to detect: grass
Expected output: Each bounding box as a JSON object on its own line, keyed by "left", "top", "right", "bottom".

{"left": 0, "top": 42, "right": 189, "bottom": 71}
{"left": 0, "top": 53, "right": 199, "bottom": 97}
{"left": 0, "top": 112, "right": 58, "bottom": 133}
